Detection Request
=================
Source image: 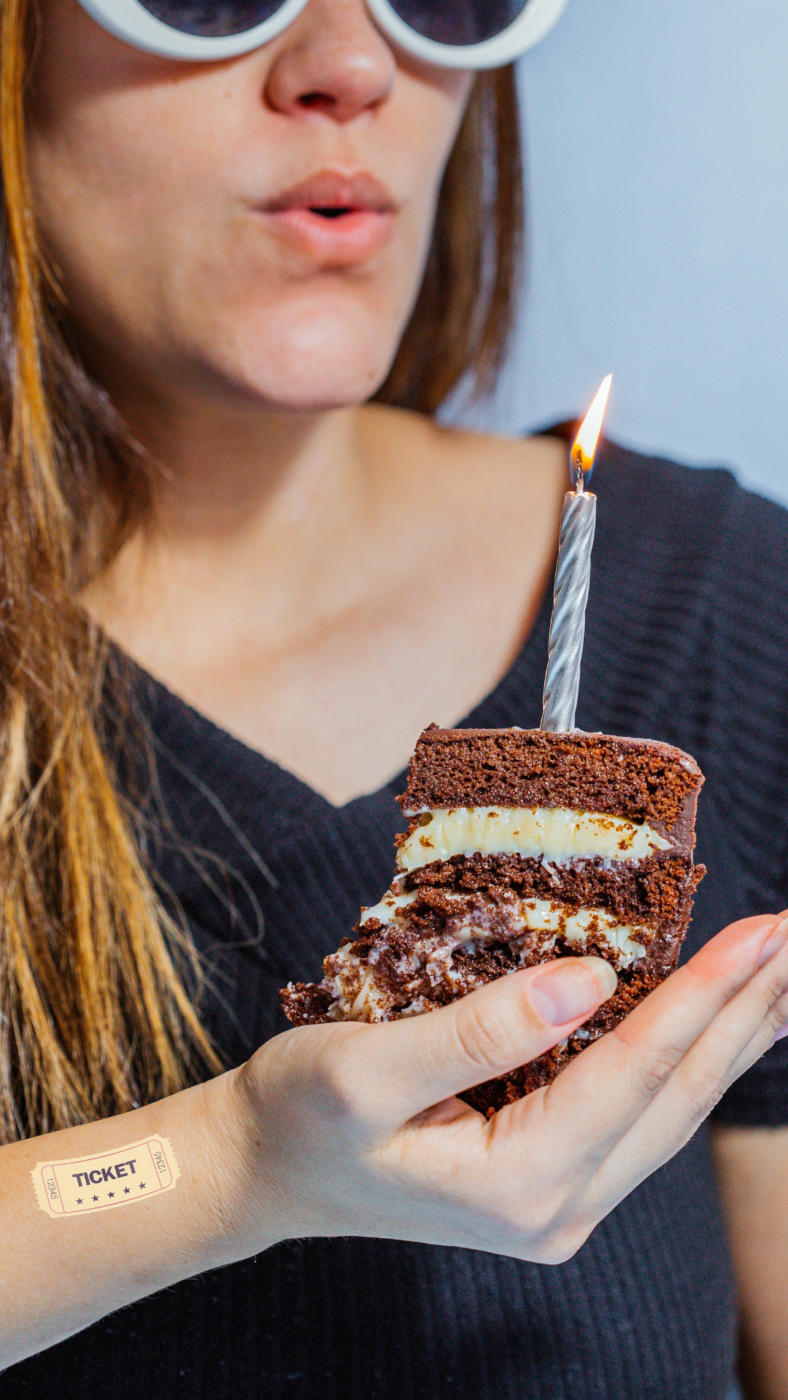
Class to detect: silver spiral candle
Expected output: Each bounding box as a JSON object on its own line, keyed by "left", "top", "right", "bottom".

{"left": 540, "top": 484, "right": 597, "bottom": 732}
{"left": 540, "top": 374, "right": 611, "bottom": 733}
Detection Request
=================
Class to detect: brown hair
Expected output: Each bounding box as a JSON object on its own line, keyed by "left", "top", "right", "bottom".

{"left": 0, "top": 0, "right": 524, "bottom": 1143}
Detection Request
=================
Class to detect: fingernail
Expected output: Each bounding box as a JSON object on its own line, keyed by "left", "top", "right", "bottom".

{"left": 529, "top": 957, "right": 618, "bottom": 1026}
{"left": 757, "top": 917, "right": 788, "bottom": 968}
{"left": 772, "top": 1025, "right": 788, "bottom": 1045}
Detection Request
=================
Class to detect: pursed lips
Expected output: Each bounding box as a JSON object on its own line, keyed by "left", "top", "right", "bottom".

{"left": 256, "top": 169, "right": 399, "bottom": 264}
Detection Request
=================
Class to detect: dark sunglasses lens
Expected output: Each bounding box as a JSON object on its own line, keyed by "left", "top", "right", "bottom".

{"left": 386, "top": 0, "right": 527, "bottom": 46}
{"left": 141, "top": 0, "right": 285, "bottom": 37}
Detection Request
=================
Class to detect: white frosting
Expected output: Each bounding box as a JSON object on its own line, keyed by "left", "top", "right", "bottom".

{"left": 396, "top": 806, "right": 670, "bottom": 872}
{"left": 518, "top": 898, "right": 647, "bottom": 964}
{"left": 327, "top": 944, "right": 391, "bottom": 1017}
{"left": 359, "top": 889, "right": 419, "bottom": 926}
{"left": 325, "top": 884, "right": 650, "bottom": 1021}
{"left": 359, "top": 891, "right": 647, "bottom": 968}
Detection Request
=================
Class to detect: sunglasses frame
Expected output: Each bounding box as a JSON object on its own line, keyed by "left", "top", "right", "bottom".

{"left": 76, "top": 0, "right": 569, "bottom": 69}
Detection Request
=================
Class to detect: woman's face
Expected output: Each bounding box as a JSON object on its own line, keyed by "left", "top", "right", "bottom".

{"left": 26, "top": 0, "right": 473, "bottom": 415}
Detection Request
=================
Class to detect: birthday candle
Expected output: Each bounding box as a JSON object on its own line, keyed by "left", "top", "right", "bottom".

{"left": 540, "top": 375, "right": 612, "bottom": 733}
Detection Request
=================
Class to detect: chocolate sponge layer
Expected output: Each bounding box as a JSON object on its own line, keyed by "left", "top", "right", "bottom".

{"left": 403, "top": 851, "right": 699, "bottom": 936}
{"left": 400, "top": 725, "right": 702, "bottom": 846}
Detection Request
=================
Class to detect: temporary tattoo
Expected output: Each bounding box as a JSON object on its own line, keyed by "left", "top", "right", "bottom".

{"left": 32, "top": 1136, "right": 180, "bottom": 1218}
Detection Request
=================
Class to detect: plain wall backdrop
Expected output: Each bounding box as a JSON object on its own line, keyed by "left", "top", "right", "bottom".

{"left": 449, "top": 0, "right": 788, "bottom": 507}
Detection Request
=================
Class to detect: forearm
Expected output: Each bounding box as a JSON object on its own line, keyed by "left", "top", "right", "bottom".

{"left": 3, "top": 908, "right": 781, "bottom": 1374}
{"left": 0, "top": 1065, "right": 265, "bottom": 1370}
{"left": 711, "top": 1124, "right": 788, "bottom": 1400}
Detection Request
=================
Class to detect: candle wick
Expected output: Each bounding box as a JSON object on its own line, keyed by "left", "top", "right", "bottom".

{"left": 570, "top": 447, "right": 586, "bottom": 493}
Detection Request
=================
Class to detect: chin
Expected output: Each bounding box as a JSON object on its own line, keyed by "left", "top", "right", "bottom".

{"left": 198, "top": 291, "right": 412, "bottom": 413}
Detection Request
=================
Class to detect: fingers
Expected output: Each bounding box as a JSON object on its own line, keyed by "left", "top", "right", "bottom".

{"left": 261, "top": 912, "right": 788, "bottom": 1266}
{"left": 506, "top": 912, "right": 788, "bottom": 1186}
{"left": 350, "top": 955, "right": 618, "bottom": 1122}
{"left": 714, "top": 980, "right": 788, "bottom": 1084}
{"left": 587, "top": 932, "right": 788, "bottom": 1218}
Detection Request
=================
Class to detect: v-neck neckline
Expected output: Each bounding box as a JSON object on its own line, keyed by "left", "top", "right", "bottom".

{"left": 129, "top": 572, "right": 554, "bottom": 826}
{"left": 117, "top": 424, "right": 589, "bottom": 843}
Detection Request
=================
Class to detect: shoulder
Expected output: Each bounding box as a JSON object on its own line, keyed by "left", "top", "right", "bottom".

{"left": 597, "top": 445, "right": 788, "bottom": 732}
{"left": 590, "top": 441, "right": 788, "bottom": 886}
{"left": 357, "top": 405, "right": 567, "bottom": 566}
{"left": 587, "top": 434, "right": 788, "bottom": 657}
{"left": 359, "top": 402, "right": 566, "bottom": 483}
{"left": 594, "top": 436, "right": 786, "bottom": 560}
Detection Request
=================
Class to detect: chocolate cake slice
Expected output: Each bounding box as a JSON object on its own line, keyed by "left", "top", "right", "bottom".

{"left": 281, "top": 726, "right": 705, "bottom": 1116}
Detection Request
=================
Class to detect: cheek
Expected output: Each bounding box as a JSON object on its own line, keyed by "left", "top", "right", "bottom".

{"left": 27, "top": 9, "right": 238, "bottom": 341}
{"left": 28, "top": 91, "right": 256, "bottom": 383}
{"left": 28, "top": 93, "right": 217, "bottom": 287}
{"left": 25, "top": 46, "right": 473, "bottom": 407}
{"left": 384, "top": 67, "right": 473, "bottom": 209}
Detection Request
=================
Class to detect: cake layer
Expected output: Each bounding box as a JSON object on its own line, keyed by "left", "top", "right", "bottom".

{"left": 402, "top": 852, "right": 699, "bottom": 929}
{"left": 280, "top": 725, "right": 706, "bottom": 1114}
{"left": 281, "top": 856, "right": 703, "bottom": 1027}
{"left": 360, "top": 890, "right": 651, "bottom": 968}
{"left": 395, "top": 806, "right": 671, "bottom": 871}
{"left": 400, "top": 726, "right": 702, "bottom": 846}
{"left": 361, "top": 888, "right": 651, "bottom": 957}
{"left": 460, "top": 952, "right": 673, "bottom": 1116}
{"left": 330, "top": 898, "right": 650, "bottom": 1024}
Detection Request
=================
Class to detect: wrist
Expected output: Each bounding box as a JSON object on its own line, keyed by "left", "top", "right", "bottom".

{"left": 197, "top": 1063, "right": 286, "bottom": 1258}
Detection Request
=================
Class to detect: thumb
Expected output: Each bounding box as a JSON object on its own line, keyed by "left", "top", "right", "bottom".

{"left": 371, "top": 955, "right": 618, "bottom": 1120}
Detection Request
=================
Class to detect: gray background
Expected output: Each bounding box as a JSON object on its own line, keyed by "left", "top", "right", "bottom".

{"left": 450, "top": 0, "right": 788, "bottom": 508}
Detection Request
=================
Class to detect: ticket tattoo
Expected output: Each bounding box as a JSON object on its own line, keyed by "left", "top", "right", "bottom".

{"left": 32, "top": 1136, "right": 180, "bottom": 1218}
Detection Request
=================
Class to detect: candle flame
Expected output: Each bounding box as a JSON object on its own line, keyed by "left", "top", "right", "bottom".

{"left": 571, "top": 374, "right": 613, "bottom": 490}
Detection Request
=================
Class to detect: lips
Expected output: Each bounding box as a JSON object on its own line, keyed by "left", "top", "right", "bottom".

{"left": 263, "top": 170, "right": 396, "bottom": 217}
{"left": 258, "top": 170, "right": 398, "bottom": 264}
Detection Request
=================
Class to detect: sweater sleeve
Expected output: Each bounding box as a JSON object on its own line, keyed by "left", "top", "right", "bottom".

{"left": 699, "top": 479, "right": 788, "bottom": 1126}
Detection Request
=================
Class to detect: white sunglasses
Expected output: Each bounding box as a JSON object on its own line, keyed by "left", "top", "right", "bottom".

{"left": 75, "top": 0, "right": 569, "bottom": 69}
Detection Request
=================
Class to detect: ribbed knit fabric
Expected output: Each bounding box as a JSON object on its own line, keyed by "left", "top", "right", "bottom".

{"left": 5, "top": 439, "right": 788, "bottom": 1400}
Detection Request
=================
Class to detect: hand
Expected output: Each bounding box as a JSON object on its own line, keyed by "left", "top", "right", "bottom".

{"left": 222, "top": 913, "right": 788, "bottom": 1264}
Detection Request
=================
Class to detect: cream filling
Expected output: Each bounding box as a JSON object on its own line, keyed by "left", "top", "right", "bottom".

{"left": 333, "top": 893, "right": 649, "bottom": 1020}
{"left": 360, "top": 891, "right": 647, "bottom": 967}
{"left": 396, "top": 806, "right": 670, "bottom": 872}
{"left": 519, "top": 898, "right": 648, "bottom": 964}
{"left": 359, "top": 889, "right": 420, "bottom": 926}
{"left": 328, "top": 943, "right": 391, "bottom": 1019}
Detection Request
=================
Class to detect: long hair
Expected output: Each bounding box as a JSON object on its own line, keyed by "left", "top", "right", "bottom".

{"left": 0, "top": 0, "right": 524, "bottom": 1143}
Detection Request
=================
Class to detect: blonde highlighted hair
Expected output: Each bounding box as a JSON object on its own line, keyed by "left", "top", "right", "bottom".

{"left": 0, "top": 0, "right": 523, "bottom": 1141}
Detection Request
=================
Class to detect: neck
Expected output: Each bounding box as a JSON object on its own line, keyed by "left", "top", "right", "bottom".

{"left": 128, "top": 388, "right": 370, "bottom": 543}
{"left": 85, "top": 386, "right": 389, "bottom": 657}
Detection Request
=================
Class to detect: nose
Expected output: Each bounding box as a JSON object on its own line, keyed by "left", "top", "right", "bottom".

{"left": 264, "top": 0, "right": 396, "bottom": 123}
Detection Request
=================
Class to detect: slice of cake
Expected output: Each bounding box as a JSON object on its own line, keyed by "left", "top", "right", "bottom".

{"left": 281, "top": 726, "right": 705, "bottom": 1116}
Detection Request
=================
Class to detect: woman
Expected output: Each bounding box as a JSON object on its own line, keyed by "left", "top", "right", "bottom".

{"left": 1, "top": 0, "right": 787, "bottom": 1396}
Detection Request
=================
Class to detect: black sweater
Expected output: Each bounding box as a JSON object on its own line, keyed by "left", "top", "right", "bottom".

{"left": 5, "top": 439, "right": 788, "bottom": 1400}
